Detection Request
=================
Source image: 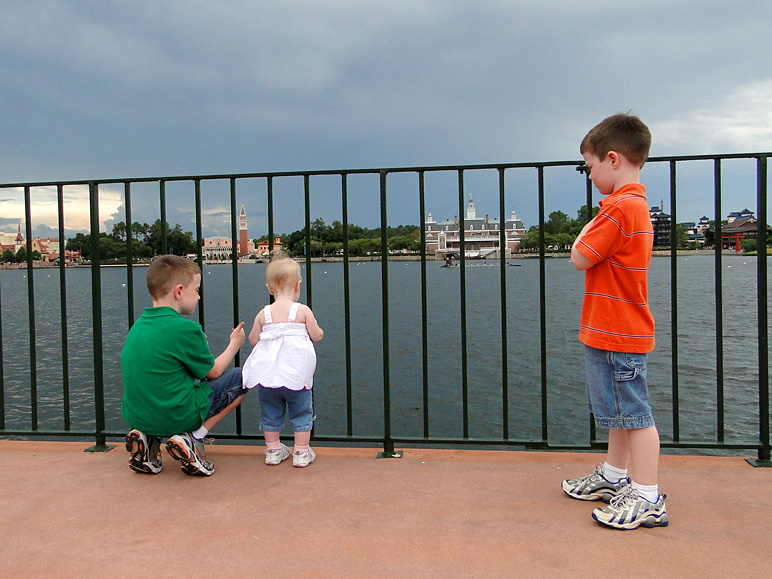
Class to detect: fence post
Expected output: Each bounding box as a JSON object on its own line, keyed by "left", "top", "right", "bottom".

{"left": 377, "top": 170, "right": 402, "bottom": 459}
{"left": 85, "top": 182, "right": 114, "bottom": 452}
{"left": 748, "top": 156, "right": 770, "bottom": 466}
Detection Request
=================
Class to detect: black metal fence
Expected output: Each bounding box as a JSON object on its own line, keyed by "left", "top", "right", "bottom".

{"left": 0, "top": 153, "right": 769, "bottom": 464}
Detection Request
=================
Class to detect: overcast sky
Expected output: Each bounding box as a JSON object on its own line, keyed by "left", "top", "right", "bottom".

{"left": 1, "top": 1, "right": 771, "bottom": 239}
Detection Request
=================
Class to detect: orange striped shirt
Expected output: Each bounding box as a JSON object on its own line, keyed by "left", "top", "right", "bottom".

{"left": 576, "top": 183, "right": 655, "bottom": 353}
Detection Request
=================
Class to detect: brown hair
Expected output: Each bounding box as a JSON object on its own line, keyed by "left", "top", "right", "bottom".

{"left": 146, "top": 255, "right": 200, "bottom": 300}
{"left": 580, "top": 112, "right": 652, "bottom": 167}
{"left": 265, "top": 249, "right": 301, "bottom": 290}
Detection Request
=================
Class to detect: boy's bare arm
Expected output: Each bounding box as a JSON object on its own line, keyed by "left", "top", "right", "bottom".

{"left": 207, "top": 322, "right": 246, "bottom": 379}
{"left": 571, "top": 218, "right": 596, "bottom": 271}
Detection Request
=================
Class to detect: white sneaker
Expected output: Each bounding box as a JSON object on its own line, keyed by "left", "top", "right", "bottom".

{"left": 293, "top": 447, "right": 316, "bottom": 468}
{"left": 264, "top": 443, "right": 291, "bottom": 465}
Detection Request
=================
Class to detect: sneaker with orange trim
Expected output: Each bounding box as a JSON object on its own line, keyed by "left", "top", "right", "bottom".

{"left": 125, "top": 429, "right": 162, "bottom": 474}
{"left": 166, "top": 432, "right": 214, "bottom": 476}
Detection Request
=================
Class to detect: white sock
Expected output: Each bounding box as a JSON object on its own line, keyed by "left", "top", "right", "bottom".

{"left": 603, "top": 462, "right": 628, "bottom": 483}
{"left": 632, "top": 481, "right": 659, "bottom": 503}
{"left": 192, "top": 426, "right": 208, "bottom": 440}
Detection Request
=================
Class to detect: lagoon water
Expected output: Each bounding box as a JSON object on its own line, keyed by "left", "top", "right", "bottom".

{"left": 1, "top": 254, "right": 769, "bottom": 451}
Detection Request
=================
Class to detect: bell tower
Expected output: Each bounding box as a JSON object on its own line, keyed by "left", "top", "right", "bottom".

{"left": 238, "top": 203, "right": 248, "bottom": 257}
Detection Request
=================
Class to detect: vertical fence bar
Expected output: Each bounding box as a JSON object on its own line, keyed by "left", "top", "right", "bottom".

{"left": 498, "top": 168, "right": 509, "bottom": 439}
{"left": 537, "top": 167, "right": 548, "bottom": 442}
{"left": 713, "top": 160, "right": 724, "bottom": 442}
{"left": 378, "top": 170, "right": 397, "bottom": 457}
{"left": 267, "top": 175, "right": 275, "bottom": 303}
{"left": 304, "top": 175, "right": 312, "bottom": 309}
{"left": 24, "top": 186, "right": 38, "bottom": 430}
{"left": 458, "top": 170, "right": 469, "bottom": 439}
{"left": 124, "top": 182, "right": 135, "bottom": 328}
{"left": 585, "top": 170, "right": 597, "bottom": 443}
{"left": 229, "top": 177, "right": 243, "bottom": 434}
{"left": 57, "top": 184, "right": 71, "bottom": 430}
{"left": 229, "top": 178, "right": 241, "bottom": 362}
{"left": 752, "top": 156, "right": 770, "bottom": 465}
{"left": 341, "top": 174, "right": 354, "bottom": 436}
{"left": 87, "top": 182, "right": 110, "bottom": 450}
{"left": 193, "top": 181, "right": 204, "bottom": 273}
{"left": 194, "top": 180, "right": 205, "bottom": 328}
{"left": 159, "top": 180, "right": 167, "bottom": 255}
{"left": 669, "top": 161, "right": 680, "bottom": 442}
{"left": 267, "top": 176, "right": 274, "bottom": 255}
{"left": 585, "top": 171, "right": 594, "bottom": 223}
{"left": 419, "top": 171, "right": 430, "bottom": 438}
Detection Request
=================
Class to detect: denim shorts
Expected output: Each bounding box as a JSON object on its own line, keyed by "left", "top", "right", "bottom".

{"left": 585, "top": 345, "right": 655, "bottom": 429}
{"left": 258, "top": 386, "right": 314, "bottom": 432}
{"left": 205, "top": 367, "right": 247, "bottom": 420}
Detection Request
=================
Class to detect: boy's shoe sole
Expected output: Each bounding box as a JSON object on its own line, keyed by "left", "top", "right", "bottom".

{"left": 125, "top": 430, "right": 162, "bottom": 475}
{"left": 166, "top": 434, "right": 214, "bottom": 476}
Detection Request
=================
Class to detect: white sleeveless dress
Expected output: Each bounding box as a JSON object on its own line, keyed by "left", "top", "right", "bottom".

{"left": 242, "top": 302, "right": 316, "bottom": 390}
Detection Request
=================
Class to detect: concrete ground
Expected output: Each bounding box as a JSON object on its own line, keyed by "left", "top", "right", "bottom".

{"left": 1, "top": 440, "right": 770, "bottom": 578}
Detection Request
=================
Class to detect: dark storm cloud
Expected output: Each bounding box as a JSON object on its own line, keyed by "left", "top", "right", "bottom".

{"left": 1, "top": 1, "right": 770, "bottom": 234}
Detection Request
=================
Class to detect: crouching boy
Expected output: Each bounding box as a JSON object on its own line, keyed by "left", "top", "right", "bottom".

{"left": 121, "top": 254, "right": 247, "bottom": 476}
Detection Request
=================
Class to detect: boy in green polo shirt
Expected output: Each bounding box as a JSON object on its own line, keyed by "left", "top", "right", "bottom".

{"left": 121, "top": 254, "right": 247, "bottom": 476}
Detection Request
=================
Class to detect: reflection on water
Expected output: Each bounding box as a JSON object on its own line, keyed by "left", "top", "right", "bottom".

{"left": 0, "top": 255, "right": 769, "bottom": 452}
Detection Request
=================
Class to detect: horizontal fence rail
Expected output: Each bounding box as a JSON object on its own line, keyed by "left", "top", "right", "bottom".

{"left": 0, "top": 153, "right": 770, "bottom": 463}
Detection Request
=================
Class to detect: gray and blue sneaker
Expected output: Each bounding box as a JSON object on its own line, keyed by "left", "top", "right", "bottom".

{"left": 561, "top": 462, "right": 629, "bottom": 502}
{"left": 125, "top": 429, "right": 162, "bottom": 474}
{"left": 166, "top": 432, "right": 214, "bottom": 476}
{"left": 592, "top": 486, "right": 668, "bottom": 530}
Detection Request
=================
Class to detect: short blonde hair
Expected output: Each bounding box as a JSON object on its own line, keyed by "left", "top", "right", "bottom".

{"left": 146, "top": 254, "right": 200, "bottom": 300}
{"left": 265, "top": 250, "right": 301, "bottom": 290}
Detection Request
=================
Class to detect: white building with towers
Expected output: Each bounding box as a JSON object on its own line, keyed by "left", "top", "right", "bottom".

{"left": 424, "top": 194, "right": 526, "bottom": 258}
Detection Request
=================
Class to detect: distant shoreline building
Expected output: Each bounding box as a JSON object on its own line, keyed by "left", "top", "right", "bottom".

{"left": 1, "top": 223, "right": 80, "bottom": 263}
{"left": 720, "top": 209, "right": 771, "bottom": 251}
{"left": 425, "top": 195, "right": 525, "bottom": 258}
{"left": 257, "top": 235, "right": 283, "bottom": 256}
{"left": 649, "top": 204, "right": 671, "bottom": 247}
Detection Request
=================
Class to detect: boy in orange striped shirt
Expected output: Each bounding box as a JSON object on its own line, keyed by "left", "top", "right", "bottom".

{"left": 561, "top": 113, "right": 668, "bottom": 530}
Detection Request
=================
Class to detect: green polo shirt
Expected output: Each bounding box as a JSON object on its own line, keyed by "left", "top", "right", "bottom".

{"left": 121, "top": 307, "right": 215, "bottom": 437}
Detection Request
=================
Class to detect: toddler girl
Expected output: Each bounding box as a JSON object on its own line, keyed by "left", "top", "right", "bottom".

{"left": 242, "top": 251, "right": 324, "bottom": 467}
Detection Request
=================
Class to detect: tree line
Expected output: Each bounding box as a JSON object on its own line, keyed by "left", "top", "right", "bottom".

{"left": 56, "top": 218, "right": 420, "bottom": 262}
{"left": 518, "top": 206, "right": 599, "bottom": 251}
{"left": 65, "top": 220, "right": 196, "bottom": 261}
{"left": 13, "top": 205, "right": 758, "bottom": 265}
{"left": 2, "top": 246, "right": 42, "bottom": 263}
{"left": 275, "top": 218, "right": 420, "bottom": 257}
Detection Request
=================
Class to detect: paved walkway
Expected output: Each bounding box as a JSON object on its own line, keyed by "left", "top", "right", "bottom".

{"left": 1, "top": 440, "right": 770, "bottom": 578}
